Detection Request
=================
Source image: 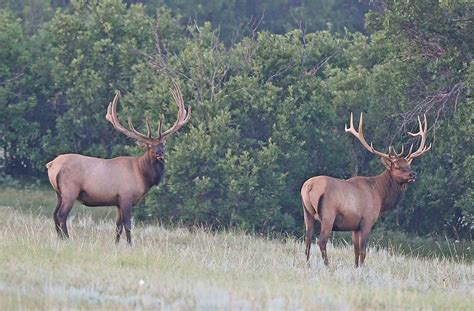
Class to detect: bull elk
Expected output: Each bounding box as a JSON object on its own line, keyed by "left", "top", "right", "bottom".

{"left": 301, "top": 113, "right": 431, "bottom": 267}
{"left": 46, "top": 82, "right": 191, "bottom": 245}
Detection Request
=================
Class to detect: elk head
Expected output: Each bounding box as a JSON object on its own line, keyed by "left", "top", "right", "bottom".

{"left": 345, "top": 113, "right": 431, "bottom": 184}
{"left": 106, "top": 82, "right": 191, "bottom": 161}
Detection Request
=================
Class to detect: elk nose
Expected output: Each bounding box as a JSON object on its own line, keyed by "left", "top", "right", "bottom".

{"left": 410, "top": 171, "right": 417, "bottom": 179}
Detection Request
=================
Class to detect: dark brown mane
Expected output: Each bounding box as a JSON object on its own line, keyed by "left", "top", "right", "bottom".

{"left": 139, "top": 150, "right": 165, "bottom": 188}
{"left": 372, "top": 170, "right": 405, "bottom": 213}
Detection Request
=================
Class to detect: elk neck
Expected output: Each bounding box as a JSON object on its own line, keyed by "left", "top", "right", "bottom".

{"left": 371, "top": 170, "right": 406, "bottom": 213}
{"left": 137, "top": 150, "right": 165, "bottom": 188}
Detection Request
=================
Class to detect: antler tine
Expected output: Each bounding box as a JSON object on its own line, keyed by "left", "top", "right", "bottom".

{"left": 345, "top": 112, "right": 391, "bottom": 159}
{"left": 105, "top": 91, "right": 121, "bottom": 125}
{"left": 397, "top": 145, "right": 405, "bottom": 157}
{"left": 157, "top": 118, "right": 163, "bottom": 138}
{"left": 405, "top": 143, "right": 414, "bottom": 158}
{"left": 171, "top": 80, "right": 191, "bottom": 123}
{"left": 145, "top": 116, "right": 152, "bottom": 139}
{"left": 389, "top": 145, "right": 405, "bottom": 157}
{"left": 158, "top": 81, "right": 192, "bottom": 139}
{"left": 405, "top": 114, "right": 431, "bottom": 161}
{"left": 344, "top": 112, "right": 355, "bottom": 134}
{"left": 106, "top": 91, "right": 149, "bottom": 144}
{"left": 127, "top": 117, "right": 151, "bottom": 141}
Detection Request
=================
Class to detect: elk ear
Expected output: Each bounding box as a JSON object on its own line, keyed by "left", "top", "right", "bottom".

{"left": 380, "top": 157, "right": 393, "bottom": 169}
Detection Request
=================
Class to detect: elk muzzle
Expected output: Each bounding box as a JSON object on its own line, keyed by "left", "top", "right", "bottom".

{"left": 408, "top": 171, "right": 417, "bottom": 183}
{"left": 153, "top": 144, "right": 165, "bottom": 160}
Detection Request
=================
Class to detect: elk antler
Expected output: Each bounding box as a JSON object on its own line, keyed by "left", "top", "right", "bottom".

{"left": 158, "top": 81, "right": 192, "bottom": 140}
{"left": 106, "top": 82, "right": 191, "bottom": 144}
{"left": 389, "top": 145, "right": 405, "bottom": 157}
{"left": 404, "top": 114, "right": 431, "bottom": 163}
{"left": 345, "top": 112, "right": 392, "bottom": 160}
{"left": 106, "top": 91, "right": 150, "bottom": 144}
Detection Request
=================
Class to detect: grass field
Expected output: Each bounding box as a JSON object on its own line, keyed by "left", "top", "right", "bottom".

{"left": 0, "top": 187, "right": 472, "bottom": 309}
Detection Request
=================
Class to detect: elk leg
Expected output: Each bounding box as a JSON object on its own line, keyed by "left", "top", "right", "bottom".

{"left": 115, "top": 207, "right": 123, "bottom": 244}
{"left": 303, "top": 207, "right": 315, "bottom": 263}
{"left": 121, "top": 206, "right": 133, "bottom": 246}
{"left": 318, "top": 217, "right": 335, "bottom": 266}
{"left": 352, "top": 231, "right": 361, "bottom": 267}
{"left": 56, "top": 198, "right": 75, "bottom": 239}
{"left": 358, "top": 229, "right": 371, "bottom": 266}
{"left": 53, "top": 193, "right": 62, "bottom": 236}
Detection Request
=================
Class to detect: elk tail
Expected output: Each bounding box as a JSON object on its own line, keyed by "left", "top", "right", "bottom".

{"left": 301, "top": 181, "right": 323, "bottom": 221}
{"left": 46, "top": 160, "right": 61, "bottom": 195}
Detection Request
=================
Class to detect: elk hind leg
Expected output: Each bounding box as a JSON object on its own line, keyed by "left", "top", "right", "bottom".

{"left": 318, "top": 216, "right": 335, "bottom": 266}
{"left": 115, "top": 207, "right": 123, "bottom": 244}
{"left": 303, "top": 207, "right": 315, "bottom": 263}
{"left": 56, "top": 198, "right": 75, "bottom": 239}
{"left": 53, "top": 192, "right": 62, "bottom": 236}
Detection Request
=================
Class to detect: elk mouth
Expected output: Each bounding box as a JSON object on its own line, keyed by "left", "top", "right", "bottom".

{"left": 407, "top": 178, "right": 416, "bottom": 183}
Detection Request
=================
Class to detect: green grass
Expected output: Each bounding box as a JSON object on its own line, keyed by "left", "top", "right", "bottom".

{"left": 331, "top": 229, "right": 473, "bottom": 262}
{"left": 0, "top": 187, "right": 472, "bottom": 309}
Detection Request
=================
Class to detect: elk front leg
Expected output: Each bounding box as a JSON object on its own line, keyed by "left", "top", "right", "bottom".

{"left": 115, "top": 207, "right": 123, "bottom": 244}
{"left": 120, "top": 205, "right": 133, "bottom": 246}
{"left": 358, "top": 229, "right": 372, "bottom": 266}
{"left": 352, "top": 231, "right": 361, "bottom": 267}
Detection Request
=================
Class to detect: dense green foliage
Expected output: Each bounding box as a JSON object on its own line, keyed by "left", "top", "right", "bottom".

{"left": 0, "top": 0, "right": 370, "bottom": 41}
{"left": 142, "top": 0, "right": 371, "bottom": 42}
{"left": 1, "top": 0, "right": 472, "bottom": 239}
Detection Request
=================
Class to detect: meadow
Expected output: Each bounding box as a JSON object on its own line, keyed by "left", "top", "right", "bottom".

{"left": 0, "top": 187, "right": 472, "bottom": 310}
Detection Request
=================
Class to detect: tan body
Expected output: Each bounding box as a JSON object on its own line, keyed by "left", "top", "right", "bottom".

{"left": 302, "top": 172, "right": 403, "bottom": 230}
{"left": 46, "top": 82, "right": 190, "bottom": 245}
{"left": 47, "top": 153, "right": 159, "bottom": 207}
{"left": 47, "top": 151, "right": 164, "bottom": 244}
{"left": 301, "top": 170, "right": 404, "bottom": 266}
{"left": 302, "top": 112, "right": 431, "bottom": 267}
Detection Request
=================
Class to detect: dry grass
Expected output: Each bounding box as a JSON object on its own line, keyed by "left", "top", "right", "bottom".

{"left": 0, "top": 200, "right": 472, "bottom": 310}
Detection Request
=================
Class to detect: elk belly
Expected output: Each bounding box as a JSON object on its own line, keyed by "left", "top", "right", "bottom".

{"left": 333, "top": 194, "right": 364, "bottom": 231}
{"left": 77, "top": 190, "right": 119, "bottom": 207}
{"left": 332, "top": 213, "right": 362, "bottom": 231}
